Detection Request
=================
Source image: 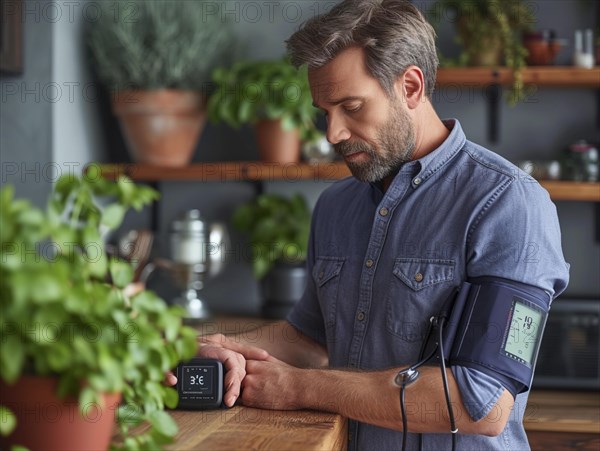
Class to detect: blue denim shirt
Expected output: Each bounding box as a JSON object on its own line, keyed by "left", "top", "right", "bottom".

{"left": 288, "top": 120, "right": 569, "bottom": 450}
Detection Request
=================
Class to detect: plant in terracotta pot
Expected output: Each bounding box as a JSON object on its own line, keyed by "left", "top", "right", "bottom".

{"left": 207, "top": 58, "right": 320, "bottom": 164}
{"left": 87, "top": 0, "right": 234, "bottom": 167}
{"left": 429, "top": 0, "right": 535, "bottom": 104}
{"left": 232, "top": 193, "right": 311, "bottom": 318}
{"left": 0, "top": 172, "right": 198, "bottom": 450}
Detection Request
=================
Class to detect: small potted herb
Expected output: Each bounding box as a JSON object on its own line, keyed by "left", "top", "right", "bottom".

{"left": 0, "top": 171, "right": 198, "bottom": 450}
{"left": 429, "top": 0, "right": 535, "bottom": 104}
{"left": 87, "top": 0, "right": 234, "bottom": 166}
{"left": 232, "top": 193, "right": 311, "bottom": 318}
{"left": 207, "top": 58, "right": 320, "bottom": 164}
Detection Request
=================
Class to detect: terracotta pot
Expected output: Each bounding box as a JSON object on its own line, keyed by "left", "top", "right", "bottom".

{"left": 0, "top": 376, "right": 121, "bottom": 451}
{"left": 457, "top": 19, "right": 504, "bottom": 67}
{"left": 524, "top": 40, "right": 562, "bottom": 65}
{"left": 112, "top": 89, "right": 206, "bottom": 167}
{"left": 255, "top": 119, "right": 301, "bottom": 164}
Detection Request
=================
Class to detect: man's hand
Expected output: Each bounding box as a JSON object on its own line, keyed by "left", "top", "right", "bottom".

{"left": 165, "top": 333, "right": 271, "bottom": 407}
{"left": 241, "top": 357, "right": 305, "bottom": 410}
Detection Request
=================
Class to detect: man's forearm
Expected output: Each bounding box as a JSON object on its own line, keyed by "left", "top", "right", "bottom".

{"left": 290, "top": 366, "right": 513, "bottom": 436}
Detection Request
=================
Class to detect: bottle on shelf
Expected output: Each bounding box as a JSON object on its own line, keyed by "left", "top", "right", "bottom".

{"left": 573, "top": 29, "right": 595, "bottom": 69}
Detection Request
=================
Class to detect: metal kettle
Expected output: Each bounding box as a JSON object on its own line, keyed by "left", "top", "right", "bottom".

{"left": 166, "top": 209, "right": 228, "bottom": 318}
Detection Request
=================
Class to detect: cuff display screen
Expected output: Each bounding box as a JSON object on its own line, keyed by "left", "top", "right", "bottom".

{"left": 503, "top": 297, "right": 545, "bottom": 367}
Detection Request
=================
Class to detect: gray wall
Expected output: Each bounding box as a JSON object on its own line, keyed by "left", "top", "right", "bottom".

{"left": 1, "top": 1, "right": 53, "bottom": 207}
{"left": 1, "top": 0, "right": 105, "bottom": 208}
{"left": 2, "top": 1, "right": 598, "bottom": 315}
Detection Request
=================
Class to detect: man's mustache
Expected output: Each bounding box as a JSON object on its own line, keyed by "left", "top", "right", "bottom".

{"left": 334, "top": 141, "right": 374, "bottom": 157}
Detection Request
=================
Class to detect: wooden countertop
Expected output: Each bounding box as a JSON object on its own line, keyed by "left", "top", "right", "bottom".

{"left": 128, "top": 319, "right": 597, "bottom": 449}
{"left": 156, "top": 391, "right": 597, "bottom": 450}
{"left": 164, "top": 407, "right": 347, "bottom": 450}
{"left": 524, "top": 390, "right": 600, "bottom": 434}
{"left": 117, "top": 389, "right": 597, "bottom": 450}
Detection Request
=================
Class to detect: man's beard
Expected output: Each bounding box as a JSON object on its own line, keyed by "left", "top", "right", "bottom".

{"left": 334, "top": 103, "right": 415, "bottom": 183}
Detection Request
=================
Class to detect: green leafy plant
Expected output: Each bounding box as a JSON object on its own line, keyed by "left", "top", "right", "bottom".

{"left": 232, "top": 194, "right": 311, "bottom": 279}
{"left": 0, "top": 171, "right": 198, "bottom": 450}
{"left": 87, "top": 0, "right": 234, "bottom": 91}
{"left": 429, "top": 0, "right": 535, "bottom": 104}
{"left": 207, "top": 59, "right": 320, "bottom": 141}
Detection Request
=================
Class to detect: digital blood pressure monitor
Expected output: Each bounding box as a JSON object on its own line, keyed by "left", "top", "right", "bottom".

{"left": 442, "top": 279, "right": 550, "bottom": 395}
{"left": 175, "top": 358, "right": 224, "bottom": 410}
{"left": 395, "top": 279, "right": 551, "bottom": 451}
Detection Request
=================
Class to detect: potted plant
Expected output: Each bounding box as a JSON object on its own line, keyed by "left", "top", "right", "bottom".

{"left": 232, "top": 193, "right": 311, "bottom": 318}
{"left": 87, "top": 0, "right": 234, "bottom": 167}
{"left": 207, "top": 58, "right": 320, "bottom": 164}
{"left": 429, "top": 0, "right": 535, "bottom": 104}
{"left": 0, "top": 172, "right": 198, "bottom": 450}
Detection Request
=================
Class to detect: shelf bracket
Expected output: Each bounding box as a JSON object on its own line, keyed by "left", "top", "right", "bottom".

{"left": 596, "top": 203, "right": 600, "bottom": 244}
{"left": 596, "top": 89, "right": 600, "bottom": 129}
{"left": 486, "top": 82, "right": 501, "bottom": 143}
{"left": 239, "top": 163, "right": 265, "bottom": 196}
{"left": 149, "top": 181, "right": 161, "bottom": 233}
{"left": 251, "top": 180, "right": 264, "bottom": 196}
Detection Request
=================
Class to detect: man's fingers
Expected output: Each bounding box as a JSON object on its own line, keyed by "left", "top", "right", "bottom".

{"left": 197, "top": 346, "right": 247, "bottom": 407}
{"left": 223, "top": 365, "right": 244, "bottom": 407}
{"left": 221, "top": 353, "right": 247, "bottom": 407}
{"left": 164, "top": 371, "right": 177, "bottom": 387}
{"left": 264, "top": 354, "right": 289, "bottom": 366}
{"left": 194, "top": 333, "right": 271, "bottom": 407}
{"left": 200, "top": 334, "right": 270, "bottom": 361}
{"left": 220, "top": 339, "right": 270, "bottom": 361}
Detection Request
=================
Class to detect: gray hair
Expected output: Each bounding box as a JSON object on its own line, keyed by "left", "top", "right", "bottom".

{"left": 286, "top": 0, "right": 439, "bottom": 99}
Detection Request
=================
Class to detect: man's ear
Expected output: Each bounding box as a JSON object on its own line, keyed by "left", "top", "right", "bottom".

{"left": 394, "top": 66, "right": 425, "bottom": 110}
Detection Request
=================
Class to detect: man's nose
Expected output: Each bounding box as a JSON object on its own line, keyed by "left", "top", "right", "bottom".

{"left": 326, "top": 114, "right": 351, "bottom": 145}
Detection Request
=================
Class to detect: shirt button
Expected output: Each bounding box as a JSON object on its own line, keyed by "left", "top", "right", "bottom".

{"left": 414, "top": 272, "right": 424, "bottom": 282}
{"left": 413, "top": 177, "right": 422, "bottom": 185}
{"left": 379, "top": 207, "right": 389, "bottom": 217}
{"left": 357, "top": 312, "right": 365, "bottom": 321}
{"left": 365, "top": 259, "right": 374, "bottom": 268}
{"left": 318, "top": 271, "right": 324, "bottom": 280}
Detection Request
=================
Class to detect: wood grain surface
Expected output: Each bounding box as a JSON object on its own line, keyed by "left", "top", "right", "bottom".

{"left": 524, "top": 390, "right": 600, "bottom": 434}
{"left": 166, "top": 407, "right": 347, "bottom": 450}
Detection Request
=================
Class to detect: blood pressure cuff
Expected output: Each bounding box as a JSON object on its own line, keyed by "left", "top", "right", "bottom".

{"left": 441, "top": 277, "right": 551, "bottom": 397}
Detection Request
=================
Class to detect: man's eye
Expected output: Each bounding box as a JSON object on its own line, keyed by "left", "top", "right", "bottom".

{"left": 344, "top": 105, "right": 362, "bottom": 113}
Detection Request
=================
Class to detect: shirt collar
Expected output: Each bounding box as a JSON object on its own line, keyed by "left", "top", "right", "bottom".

{"left": 412, "top": 118, "right": 466, "bottom": 184}
{"left": 369, "top": 119, "right": 466, "bottom": 195}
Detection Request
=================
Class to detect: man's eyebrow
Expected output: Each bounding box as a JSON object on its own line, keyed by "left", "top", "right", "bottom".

{"left": 312, "top": 96, "right": 364, "bottom": 109}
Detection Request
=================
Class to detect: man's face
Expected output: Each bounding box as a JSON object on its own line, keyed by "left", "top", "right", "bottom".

{"left": 308, "top": 46, "right": 415, "bottom": 183}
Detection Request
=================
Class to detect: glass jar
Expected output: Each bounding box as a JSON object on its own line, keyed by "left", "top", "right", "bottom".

{"left": 562, "top": 140, "right": 599, "bottom": 182}
{"left": 170, "top": 209, "right": 207, "bottom": 265}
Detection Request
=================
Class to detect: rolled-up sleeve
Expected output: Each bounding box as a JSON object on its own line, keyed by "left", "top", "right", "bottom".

{"left": 454, "top": 175, "right": 570, "bottom": 419}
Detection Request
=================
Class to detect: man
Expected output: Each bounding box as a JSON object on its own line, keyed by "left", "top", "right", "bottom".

{"left": 168, "top": 1, "right": 569, "bottom": 449}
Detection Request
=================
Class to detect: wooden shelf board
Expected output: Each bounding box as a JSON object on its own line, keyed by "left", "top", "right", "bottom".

{"left": 88, "top": 161, "right": 352, "bottom": 183}
{"left": 540, "top": 180, "right": 600, "bottom": 202}
{"left": 436, "top": 67, "right": 600, "bottom": 87}
{"left": 90, "top": 163, "right": 599, "bottom": 202}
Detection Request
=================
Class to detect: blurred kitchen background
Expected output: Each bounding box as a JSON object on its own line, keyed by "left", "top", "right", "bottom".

{"left": 1, "top": 0, "right": 599, "bottom": 386}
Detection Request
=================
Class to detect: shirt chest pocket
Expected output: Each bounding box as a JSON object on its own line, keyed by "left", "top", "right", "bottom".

{"left": 313, "top": 257, "right": 345, "bottom": 330}
{"left": 386, "top": 258, "right": 455, "bottom": 342}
